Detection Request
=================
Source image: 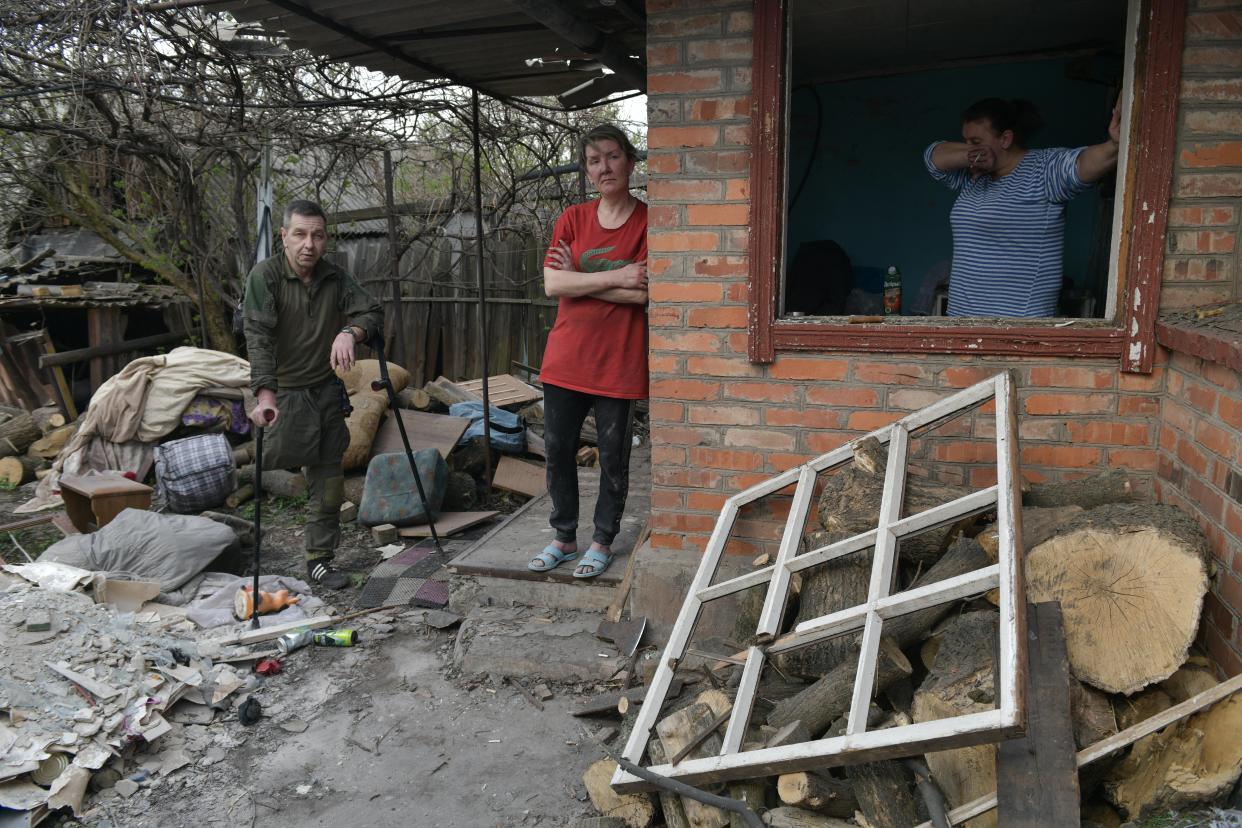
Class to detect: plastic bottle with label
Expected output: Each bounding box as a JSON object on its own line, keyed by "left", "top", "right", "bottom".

{"left": 883, "top": 266, "right": 902, "bottom": 316}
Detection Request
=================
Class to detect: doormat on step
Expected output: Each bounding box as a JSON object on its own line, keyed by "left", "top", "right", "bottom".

{"left": 356, "top": 539, "right": 451, "bottom": 609}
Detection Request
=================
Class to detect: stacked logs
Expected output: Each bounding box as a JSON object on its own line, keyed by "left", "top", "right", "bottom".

{"left": 581, "top": 440, "right": 1239, "bottom": 828}
{"left": 0, "top": 404, "right": 74, "bottom": 488}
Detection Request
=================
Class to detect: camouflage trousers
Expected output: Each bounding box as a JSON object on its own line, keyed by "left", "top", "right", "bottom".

{"left": 263, "top": 378, "right": 349, "bottom": 562}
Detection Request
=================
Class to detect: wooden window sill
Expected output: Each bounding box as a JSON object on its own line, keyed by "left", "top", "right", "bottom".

{"left": 771, "top": 318, "right": 1124, "bottom": 358}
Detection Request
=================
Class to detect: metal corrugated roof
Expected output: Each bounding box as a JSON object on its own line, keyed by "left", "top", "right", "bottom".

{"left": 219, "top": 0, "right": 646, "bottom": 103}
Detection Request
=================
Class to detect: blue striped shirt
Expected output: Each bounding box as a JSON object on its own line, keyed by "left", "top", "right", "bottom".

{"left": 924, "top": 142, "right": 1091, "bottom": 317}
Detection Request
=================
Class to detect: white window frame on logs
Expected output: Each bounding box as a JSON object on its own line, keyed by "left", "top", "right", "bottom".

{"left": 611, "top": 371, "right": 1027, "bottom": 792}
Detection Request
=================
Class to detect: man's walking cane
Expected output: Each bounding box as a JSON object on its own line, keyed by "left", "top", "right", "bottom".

{"left": 251, "top": 409, "right": 274, "bottom": 629}
{"left": 368, "top": 337, "right": 443, "bottom": 554}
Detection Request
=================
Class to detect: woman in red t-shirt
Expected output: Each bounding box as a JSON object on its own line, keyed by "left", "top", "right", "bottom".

{"left": 527, "top": 124, "right": 648, "bottom": 578}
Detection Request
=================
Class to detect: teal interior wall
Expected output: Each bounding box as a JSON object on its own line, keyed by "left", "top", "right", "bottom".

{"left": 785, "top": 55, "right": 1121, "bottom": 314}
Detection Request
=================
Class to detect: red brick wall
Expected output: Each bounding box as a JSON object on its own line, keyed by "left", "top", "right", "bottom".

{"left": 1157, "top": 350, "right": 1242, "bottom": 673}
{"left": 645, "top": 0, "right": 1242, "bottom": 671}
{"left": 1164, "top": 3, "right": 1242, "bottom": 309}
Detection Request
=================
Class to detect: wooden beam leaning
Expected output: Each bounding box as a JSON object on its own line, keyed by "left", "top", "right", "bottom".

{"left": 915, "top": 671, "right": 1242, "bottom": 827}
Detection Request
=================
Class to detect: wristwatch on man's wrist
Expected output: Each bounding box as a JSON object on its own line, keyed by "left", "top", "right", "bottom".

{"left": 339, "top": 325, "right": 358, "bottom": 341}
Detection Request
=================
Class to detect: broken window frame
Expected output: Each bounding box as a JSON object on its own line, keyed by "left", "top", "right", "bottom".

{"left": 745, "top": 0, "right": 1186, "bottom": 373}
{"left": 611, "top": 371, "right": 1025, "bottom": 791}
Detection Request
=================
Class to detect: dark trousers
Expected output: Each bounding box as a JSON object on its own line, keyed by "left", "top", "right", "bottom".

{"left": 543, "top": 383, "right": 636, "bottom": 547}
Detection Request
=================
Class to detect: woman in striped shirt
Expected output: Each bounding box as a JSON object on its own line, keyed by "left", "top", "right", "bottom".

{"left": 924, "top": 98, "right": 1121, "bottom": 317}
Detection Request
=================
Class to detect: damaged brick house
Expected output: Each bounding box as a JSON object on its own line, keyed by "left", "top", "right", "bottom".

{"left": 640, "top": 0, "right": 1242, "bottom": 675}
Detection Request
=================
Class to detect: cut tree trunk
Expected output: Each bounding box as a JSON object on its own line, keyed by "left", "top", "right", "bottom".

{"left": 727, "top": 780, "right": 765, "bottom": 828}
{"left": 761, "top": 808, "right": 854, "bottom": 828}
{"left": 780, "top": 535, "right": 988, "bottom": 690}
{"left": 0, "top": 455, "right": 41, "bottom": 487}
{"left": 232, "top": 442, "right": 255, "bottom": 466}
{"left": 1024, "top": 469, "right": 1134, "bottom": 509}
{"left": 397, "top": 387, "right": 432, "bottom": 410}
{"left": 443, "top": 470, "right": 478, "bottom": 511}
{"left": 225, "top": 485, "right": 255, "bottom": 509}
{"left": 656, "top": 689, "right": 732, "bottom": 828}
{"left": 844, "top": 761, "right": 920, "bottom": 828}
{"left": 236, "top": 466, "right": 309, "bottom": 499}
{"left": 975, "top": 505, "right": 1084, "bottom": 562}
{"left": 1025, "top": 503, "right": 1210, "bottom": 694}
{"left": 1104, "top": 691, "right": 1242, "bottom": 820}
{"left": 815, "top": 436, "right": 973, "bottom": 566}
{"left": 581, "top": 758, "right": 655, "bottom": 828}
{"left": 424, "top": 377, "right": 477, "bottom": 408}
{"left": 775, "top": 538, "right": 871, "bottom": 678}
{"left": 30, "top": 406, "right": 66, "bottom": 434}
{"left": 1069, "top": 679, "right": 1118, "bottom": 750}
{"left": 767, "top": 637, "right": 911, "bottom": 736}
{"left": 1160, "top": 663, "right": 1219, "bottom": 703}
{"left": 1114, "top": 687, "right": 1173, "bottom": 732}
{"left": 775, "top": 771, "right": 857, "bottom": 818}
{"left": 0, "top": 412, "right": 40, "bottom": 458}
{"left": 912, "top": 611, "right": 1000, "bottom": 828}
{"left": 788, "top": 437, "right": 978, "bottom": 678}
{"left": 27, "top": 422, "right": 78, "bottom": 460}
{"left": 645, "top": 740, "right": 690, "bottom": 828}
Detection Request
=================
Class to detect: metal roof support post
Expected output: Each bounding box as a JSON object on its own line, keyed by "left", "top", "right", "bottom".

{"left": 472, "top": 88, "right": 493, "bottom": 492}
{"left": 383, "top": 149, "right": 407, "bottom": 368}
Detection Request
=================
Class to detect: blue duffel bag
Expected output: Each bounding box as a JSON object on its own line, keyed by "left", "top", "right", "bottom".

{"left": 449, "top": 401, "right": 525, "bottom": 453}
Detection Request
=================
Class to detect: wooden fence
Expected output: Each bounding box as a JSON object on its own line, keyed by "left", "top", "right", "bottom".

{"left": 336, "top": 222, "right": 556, "bottom": 388}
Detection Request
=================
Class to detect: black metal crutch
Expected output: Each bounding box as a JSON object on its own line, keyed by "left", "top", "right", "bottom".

{"left": 368, "top": 337, "right": 443, "bottom": 554}
{"left": 250, "top": 409, "right": 274, "bottom": 629}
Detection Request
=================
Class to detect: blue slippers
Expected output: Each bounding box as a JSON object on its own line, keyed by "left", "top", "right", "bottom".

{"left": 573, "top": 548, "right": 614, "bottom": 579}
{"left": 527, "top": 544, "right": 578, "bottom": 572}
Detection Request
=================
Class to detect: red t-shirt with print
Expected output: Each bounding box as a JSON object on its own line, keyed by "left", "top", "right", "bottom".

{"left": 540, "top": 200, "right": 648, "bottom": 399}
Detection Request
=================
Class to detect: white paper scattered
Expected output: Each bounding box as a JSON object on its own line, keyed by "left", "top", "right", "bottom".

{"left": 3, "top": 562, "right": 93, "bottom": 592}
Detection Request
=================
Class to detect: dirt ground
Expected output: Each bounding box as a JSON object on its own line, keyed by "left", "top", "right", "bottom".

{"left": 0, "top": 482, "right": 608, "bottom": 828}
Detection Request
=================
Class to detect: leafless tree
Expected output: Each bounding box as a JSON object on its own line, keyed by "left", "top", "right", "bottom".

{"left": 0, "top": 0, "right": 640, "bottom": 352}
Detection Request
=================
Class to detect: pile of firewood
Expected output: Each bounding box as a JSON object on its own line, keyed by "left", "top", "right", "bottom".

{"left": 0, "top": 404, "right": 76, "bottom": 487}
{"left": 581, "top": 438, "right": 1242, "bottom": 828}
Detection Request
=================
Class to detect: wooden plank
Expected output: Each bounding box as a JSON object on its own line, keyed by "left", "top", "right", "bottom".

{"left": 38, "top": 333, "right": 78, "bottom": 420}
{"left": 457, "top": 373, "right": 542, "bottom": 407}
{"left": 917, "top": 668, "right": 1242, "bottom": 827}
{"left": 571, "top": 678, "right": 685, "bottom": 718}
{"left": 491, "top": 455, "right": 546, "bottom": 497}
{"left": 207, "top": 614, "right": 336, "bottom": 647}
{"left": 39, "top": 330, "right": 187, "bottom": 369}
{"left": 86, "top": 307, "right": 123, "bottom": 393}
{"left": 45, "top": 661, "right": 121, "bottom": 700}
{"left": 369, "top": 409, "right": 470, "bottom": 460}
{"left": 0, "top": 514, "right": 54, "bottom": 533}
{"left": 50, "top": 513, "right": 79, "bottom": 536}
{"left": 995, "top": 602, "right": 1080, "bottom": 826}
{"left": 397, "top": 510, "right": 499, "bottom": 537}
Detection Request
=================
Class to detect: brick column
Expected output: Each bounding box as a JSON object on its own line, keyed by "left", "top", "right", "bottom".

{"left": 648, "top": 0, "right": 756, "bottom": 553}
{"left": 1164, "top": 3, "right": 1242, "bottom": 309}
